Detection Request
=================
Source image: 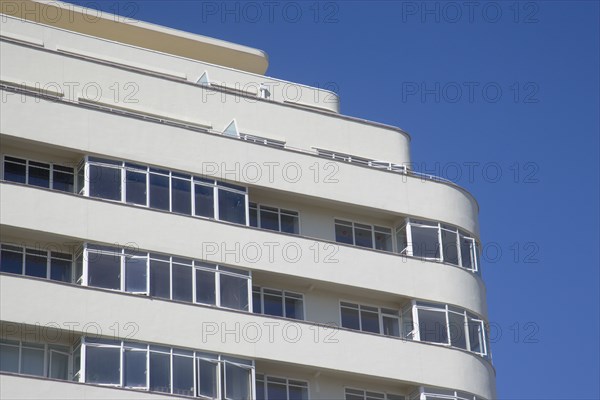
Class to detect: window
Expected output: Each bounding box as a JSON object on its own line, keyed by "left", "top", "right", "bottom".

{"left": 124, "top": 343, "right": 147, "bottom": 388}
{"left": 197, "top": 357, "right": 218, "bottom": 398}
{"left": 89, "top": 160, "right": 121, "bottom": 201}
{"left": 219, "top": 186, "right": 247, "bottom": 224}
{"left": 403, "top": 219, "right": 480, "bottom": 272}
{"left": 253, "top": 287, "right": 304, "bottom": 320}
{"left": 224, "top": 361, "right": 252, "bottom": 400}
{"left": 87, "top": 247, "right": 121, "bottom": 290}
{"left": 84, "top": 158, "right": 249, "bottom": 225}
{"left": 334, "top": 220, "right": 393, "bottom": 252}
{"left": 149, "top": 347, "right": 170, "bottom": 392}
{"left": 172, "top": 351, "right": 194, "bottom": 396}
{"left": 82, "top": 244, "right": 251, "bottom": 312}
{"left": 345, "top": 388, "right": 404, "bottom": 400}
{"left": 3, "top": 156, "right": 75, "bottom": 192}
{"left": 0, "top": 340, "right": 72, "bottom": 380}
{"left": 250, "top": 203, "right": 300, "bottom": 234}
{"left": 85, "top": 339, "right": 121, "bottom": 384}
{"left": 0, "top": 244, "right": 73, "bottom": 282}
{"left": 256, "top": 374, "right": 309, "bottom": 400}
{"left": 413, "top": 302, "right": 489, "bottom": 357}
{"left": 340, "top": 302, "right": 401, "bottom": 337}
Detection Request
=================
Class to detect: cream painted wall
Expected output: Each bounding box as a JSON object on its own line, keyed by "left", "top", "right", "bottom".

{"left": 0, "top": 276, "right": 496, "bottom": 399}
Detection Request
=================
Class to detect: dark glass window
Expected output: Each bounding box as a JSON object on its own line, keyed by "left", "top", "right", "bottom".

{"left": 89, "top": 165, "right": 121, "bottom": 201}
{"left": 125, "top": 256, "right": 147, "bottom": 293}
{"left": 194, "top": 184, "right": 214, "bottom": 218}
{"left": 172, "top": 263, "right": 192, "bottom": 302}
{"left": 149, "top": 171, "right": 170, "bottom": 211}
{"left": 87, "top": 252, "right": 121, "bottom": 290}
{"left": 171, "top": 176, "right": 191, "bottom": 214}
{"left": 360, "top": 307, "right": 380, "bottom": 334}
{"left": 125, "top": 169, "right": 147, "bottom": 205}
{"left": 195, "top": 269, "right": 216, "bottom": 305}
{"left": 252, "top": 287, "right": 262, "bottom": 314}
{"left": 249, "top": 204, "right": 258, "bottom": 227}
{"left": 25, "top": 251, "right": 47, "bottom": 278}
{"left": 341, "top": 304, "right": 360, "bottom": 330}
{"left": 4, "top": 157, "right": 26, "bottom": 183}
{"left": 441, "top": 228, "right": 459, "bottom": 265}
{"left": 50, "top": 255, "right": 72, "bottom": 282}
{"left": 335, "top": 221, "right": 353, "bottom": 245}
{"left": 220, "top": 274, "right": 249, "bottom": 311}
{"left": 28, "top": 161, "right": 50, "bottom": 188}
{"left": 218, "top": 189, "right": 246, "bottom": 224}
{"left": 150, "top": 258, "right": 170, "bottom": 299}
{"left": 173, "top": 355, "right": 194, "bottom": 396}
{"left": 280, "top": 212, "right": 299, "bottom": 234}
{"left": 85, "top": 346, "right": 120, "bottom": 384}
{"left": 149, "top": 351, "right": 170, "bottom": 393}
{"left": 198, "top": 359, "right": 217, "bottom": 398}
{"left": 263, "top": 290, "right": 283, "bottom": 317}
{"left": 411, "top": 225, "right": 440, "bottom": 259}
{"left": 285, "top": 295, "right": 304, "bottom": 320}
{"left": 259, "top": 207, "right": 279, "bottom": 231}
{"left": 354, "top": 224, "right": 373, "bottom": 248}
{"left": 53, "top": 165, "right": 75, "bottom": 193}
{"left": 448, "top": 312, "right": 467, "bottom": 349}
{"left": 0, "top": 248, "right": 23, "bottom": 274}
{"left": 418, "top": 308, "right": 448, "bottom": 344}
{"left": 374, "top": 227, "right": 393, "bottom": 252}
{"left": 124, "top": 348, "right": 147, "bottom": 388}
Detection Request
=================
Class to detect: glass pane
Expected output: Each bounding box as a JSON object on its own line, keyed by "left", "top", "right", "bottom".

{"left": 53, "top": 167, "right": 75, "bottom": 192}
{"left": 335, "top": 223, "right": 353, "bottom": 245}
{"left": 225, "top": 363, "right": 250, "bottom": 400}
{"left": 124, "top": 350, "right": 147, "bottom": 388}
{"left": 289, "top": 384, "right": 309, "bottom": 400}
{"left": 382, "top": 315, "right": 400, "bottom": 337}
{"left": 354, "top": 226, "right": 373, "bottom": 248}
{"left": 77, "top": 162, "right": 85, "bottom": 194}
{"left": 172, "top": 263, "right": 192, "bottom": 302}
{"left": 0, "top": 344, "right": 19, "bottom": 372}
{"left": 198, "top": 359, "right": 217, "bottom": 398}
{"left": 49, "top": 351, "right": 69, "bottom": 380}
{"left": 374, "top": 229, "right": 393, "bottom": 252}
{"left": 28, "top": 164, "right": 50, "bottom": 188}
{"left": 267, "top": 380, "right": 287, "bottom": 400}
{"left": 252, "top": 289, "right": 262, "bottom": 314}
{"left": 259, "top": 209, "right": 279, "bottom": 231}
{"left": 21, "top": 347, "right": 44, "bottom": 376}
{"left": 25, "top": 253, "right": 47, "bottom": 278}
{"left": 1, "top": 249, "right": 23, "bottom": 274}
{"left": 281, "top": 213, "right": 299, "bottom": 234}
{"left": 89, "top": 165, "right": 121, "bottom": 200}
{"left": 418, "top": 309, "right": 448, "bottom": 344}
{"left": 126, "top": 170, "right": 147, "bottom": 205}
{"left": 87, "top": 252, "right": 121, "bottom": 290}
{"left": 4, "top": 160, "right": 26, "bottom": 183}
{"left": 85, "top": 346, "right": 120, "bottom": 384}
{"left": 172, "top": 178, "right": 191, "bottom": 214}
{"left": 341, "top": 306, "right": 360, "bottom": 330}
{"left": 442, "top": 229, "right": 459, "bottom": 265}
{"left": 249, "top": 205, "right": 258, "bottom": 227}
{"left": 218, "top": 189, "right": 246, "bottom": 224}
{"left": 395, "top": 224, "right": 408, "bottom": 254}
{"left": 220, "top": 274, "right": 249, "bottom": 311}
{"left": 448, "top": 312, "right": 467, "bottom": 349}
{"left": 361, "top": 309, "right": 380, "bottom": 333}
{"left": 149, "top": 351, "right": 170, "bottom": 392}
{"left": 194, "top": 184, "right": 214, "bottom": 218}
{"left": 411, "top": 226, "right": 440, "bottom": 259}
{"left": 263, "top": 291, "right": 283, "bottom": 317}
{"left": 173, "top": 355, "right": 194, "bottom": 396}
{"left": 150, "top": 260, "right": 170, "bottom": 299}
{"left": 149, "top": 173, "right": 170, "bottom": 211}
{"left": 468, "top": 319, "right": 484, "bottom": 354}
{"left": 460, "top": 237, "right": 474, "bottom": 270}
{"left": 195, "top": 269, "right": 216, "bottom": 305}
{"left": 50, "top": 258, "right": 72, "bottom": 282}
{"left": 285, "top": 296, "right": 304, "bottom": 320}
{"left": 125, "top": 257, "right": 147, "bottom": 293}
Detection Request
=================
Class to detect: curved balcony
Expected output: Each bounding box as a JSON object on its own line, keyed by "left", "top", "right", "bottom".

{"left": 0, "top": 275, "right": 497, "bottom": 399}
{"left": 0, "top": 182, "right": 487, "bottom": 316}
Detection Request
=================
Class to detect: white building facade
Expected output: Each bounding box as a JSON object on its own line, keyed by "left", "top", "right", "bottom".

{"left": 0, "top": 1, "right": 496, "bottom": 399}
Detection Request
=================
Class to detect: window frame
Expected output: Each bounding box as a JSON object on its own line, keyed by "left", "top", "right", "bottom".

{"left": 334, "top": 218, "right": 394, "bottom": 252}
{"left": 252, "top": 286, "right": 305, "bottom": 320}
{"left": 249, "top": 202, "right": 301, "bottom": 235}
{"left": 256, "top": 373, "right": 310, "bottom": 400}
{"left": 2, "top": 155, "right": 75, "bottom": 192}
{"left": 0, "top": 243, "right": 74, "bottom": 282}
{"left": 339, "top": 300, "right": 402, "bottom": 337}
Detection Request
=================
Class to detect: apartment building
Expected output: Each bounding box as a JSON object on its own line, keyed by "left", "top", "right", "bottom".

{"left": 0, "top": 1, "right": 496, "bottom": 399}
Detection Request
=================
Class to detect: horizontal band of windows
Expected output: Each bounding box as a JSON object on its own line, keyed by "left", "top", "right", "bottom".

{"left": 338, "top": 300, "right": 490, "bottom": 358}
{"left": 345, "top": 387, "right": 405, "bottom": 400}
{"left": 410, "top": 387, "right": 486, "bottom": 400}
{"left": 252, "top": 286, "right": 304, "bottom": 320}
{"left": 250, "top": 203, "right": 300, "bottom": 235}
{"left": 256, "top": 374, "right": 309, "bottom": 400}
{"left": 335, "top": 218, "right": 481, "bottom": 274}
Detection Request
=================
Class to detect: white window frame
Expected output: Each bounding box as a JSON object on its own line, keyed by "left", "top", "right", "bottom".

{"left": 252, "top": 286, "right": 305, "bottom": 320}
{"left": 250, "top": 202, "right": 301, "bottom": 235}
{"left": 257, "top": 373, "right": 310, "bottom": 400}
{"left": 339, "top": 301, "right": 403, "bottom": 337}
{"left": 334, "top": 219, "right": 394, "bottom": 252}
{"left": 2, "top": 154, "right": 75, "bottom": 192}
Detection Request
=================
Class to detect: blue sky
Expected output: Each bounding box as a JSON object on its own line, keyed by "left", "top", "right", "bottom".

{"left": 65, "top": 1, "right": 600, "bottom": 398}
